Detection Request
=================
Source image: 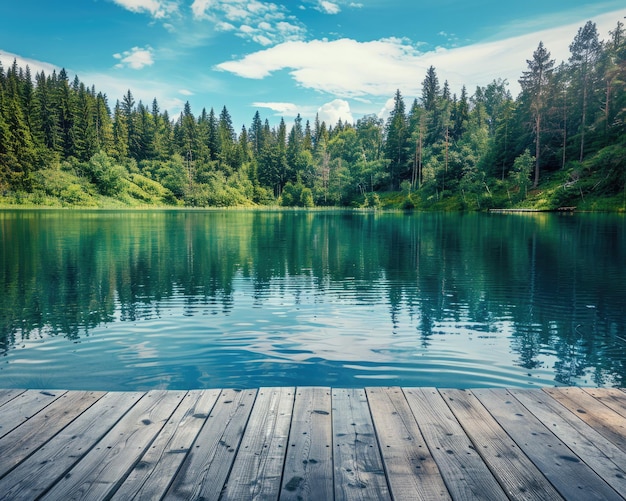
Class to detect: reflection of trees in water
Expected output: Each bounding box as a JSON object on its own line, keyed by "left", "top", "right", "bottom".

{"left": 1, "top": 210, "right": 625, "bottom": 385}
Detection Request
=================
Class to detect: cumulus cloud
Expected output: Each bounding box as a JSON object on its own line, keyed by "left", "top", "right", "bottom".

{"left": 216, "top": 38, "right": 428, "bottom": 97}
{"left": 216, "top": 8, "right": 626, "bottom": 100}
{"left": 252, "top": 102, "right": 300, "bottom": 116}
{"left": 317, "top": 99, "right": 353, "bottom": 125}
{"left": 317, "top": 1, "right": 341, "bottom": 15}
{"left": 190, "top": 0, "right": 306, "bottom": 45}
{"left": 113, "top": 46, "right": 155, "bottom": 70}
{"left": 111, "top": 0, "right": 178, "bottom": 19}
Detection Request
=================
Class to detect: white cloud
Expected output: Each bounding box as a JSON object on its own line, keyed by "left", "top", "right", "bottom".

{"left": 113, "top": 46, "right": 155, "bottom": 70}
{"left": 217, "top": 8, "right": 626, "bottom": 100}
{"left": 317, "top": 1, "right": 341, "bottom": 15}
{"left": 0, "top": 50, "right": 59, "bottom": 77}
{"left": 252, "top": 102, "right": 300, "bottom": 116}
{"left": 111, "top": 0, "right": 178, "bottom": 19}
{"left": 318, "top": 99, "right": 353, "bottom": 125}
{"left": 190, "top": 0, "right": 306, "bottom": 45}
{"left": 179, "top": 89, "right": 194, "bottom": 96}
{"left": 378, "top": 97, "right": 395, "bottom": 122}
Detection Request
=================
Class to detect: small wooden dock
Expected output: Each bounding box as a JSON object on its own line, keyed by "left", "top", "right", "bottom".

{"left": 0, "top": 387, "right": 625, "bottom": 500}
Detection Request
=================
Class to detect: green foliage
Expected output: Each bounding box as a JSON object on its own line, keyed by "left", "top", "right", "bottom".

{"left": 1, "top": 18, "right": 625, "bottom": 211}
{"left": 510, "top": 150, "right": 534, "bottom": 200}
{"left": 84, "top": 151, "right": 127, "bottom": 196}
{"left": 281, "top": 180, "right": 314, "bottom": 207}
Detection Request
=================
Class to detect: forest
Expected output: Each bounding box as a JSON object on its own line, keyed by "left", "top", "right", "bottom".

{"left": 0, "top": 19, "right": 625, "bottom": 210}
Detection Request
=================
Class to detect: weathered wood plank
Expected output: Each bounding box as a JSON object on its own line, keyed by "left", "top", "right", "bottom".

{"left": 164, "top": 388, "right": 258, "bottom": 501}
{"left": 332, "top": 388, "right": 390, "bottom": 501}
{"left": 0, "top": 389, "right": 26, "bottom": 408}
{"left": 280, "top": 386, "right": 333, "bottom": 501}
{"left": 403, "top": 387, "right": 507, "bottom": 500}
{"left": 0, "top": 391, "right": 144, "bottom": 500}
{"left": 112, "top": 389, "right": 221, "bottom": 501}
{"left": 366, "top": 387, "right": 448, "bottom": 501}
{"left": 583, "top": 387, "right": 626, "bottom": 419}
{"left": 510, "top": 388, "right": 626, "bottom": 497}
{"left": 221, "top": 387, "right": 295, "bottom": 500}
{"left": 0, "top": 390, "right": 104, "bottom": 477}
{"left": 40, "top": 390, "right": 185, "bottom": 501}
{"left": 543, "top": 387, "right": 626, "bottom": 454}
{"left": 0, "top": 389, "right": 65, "bottom": 439}
{"left": 441, "top": 389, "right": 564, "bottom": 501}
{"left": 473, "top": 388, "right": 623, "bottom": 501}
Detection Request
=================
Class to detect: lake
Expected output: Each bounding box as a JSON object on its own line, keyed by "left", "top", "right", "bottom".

{"left": 1, "top": 209, "right": 625, "bottom": 391}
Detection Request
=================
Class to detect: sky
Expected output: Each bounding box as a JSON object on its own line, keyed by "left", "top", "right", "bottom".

{"left": 1, "top": 0, "right": 625, "bottom": 129}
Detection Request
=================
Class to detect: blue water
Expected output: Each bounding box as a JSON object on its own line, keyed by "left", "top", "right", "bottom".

{"left": 1, "top": 210, "right": 625, "bottom": 390}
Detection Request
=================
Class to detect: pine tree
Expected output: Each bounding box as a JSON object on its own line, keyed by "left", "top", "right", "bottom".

{"left": 519, "top": 41, "right": 555, "bottom": 186}
{"left": 569, "top": 21, "right": 602, "bottom": 161}
{"left": 33, "top": 71, "right": 60, "bottom": 153}
{"left": 385, "top": 89, "right": 408, "bottom": 190}
{"left": 249, "top": 110, "right": 264, "bottom": 156}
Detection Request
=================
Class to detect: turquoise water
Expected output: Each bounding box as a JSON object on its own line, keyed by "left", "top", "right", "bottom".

{"left": 1, "top": 209, "right": 625, "bottom": 390}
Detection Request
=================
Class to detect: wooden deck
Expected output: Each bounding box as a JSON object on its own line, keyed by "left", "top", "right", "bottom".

{"left": 0, "top": 387, "right": 625, "bottom": 500}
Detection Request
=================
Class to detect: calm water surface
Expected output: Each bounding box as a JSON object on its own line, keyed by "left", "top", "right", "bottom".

{"left": 1, "top": 209, "right": 625, "bottom": 390}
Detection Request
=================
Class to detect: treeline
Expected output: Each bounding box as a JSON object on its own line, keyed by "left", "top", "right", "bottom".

{"left": 0, "top": 18, "right": 625, "bottom": 208}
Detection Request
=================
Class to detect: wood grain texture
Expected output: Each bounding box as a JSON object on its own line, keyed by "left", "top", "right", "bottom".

{"left": 281, "top": 386, "right": 333, "bottom": 501}
{"left": 0, "top": 391, "right": 144, "bottom": 500}
{"left": 0, "top": 386, "right": 623, "bottom": 501}
{"left": 112, "top": 389, "right": 221, "bottom": 501}
{"left": 221, "top": 387, "right": 294, "bottom": 500}
{"left": 544, "top": 386, "right": 626, "bottom": 454}
{"left": 333, "top": 388, "right": 390, "bottom": 501}
{"left": 366, "top": 387, "right": 449, "bottom": 501}
{"left": 0, "top": 389, "right": 26, "bottom": 408}
{"left": 403, "top": 387, "right": 507, "bottom": 500}
{"left": 510, "top": 388, "right": 626, "bottom": 497}
{"left": 40, "top": 390, "right": 185, "bottom": 501}
{"left": 0, "top": 390, "right": 104, "bottom": 477}
{"left": 474, "top": 388, "right": 623, "bottom": 501}
{"left": 583, "top": 387, "right": 626, "bottom": 419}
{"left": 441, "top": 388, "right": 564, "bottom": 501}
{"left": 0, "top": 389, "right": 65, "bottom": 439}
{"left": 164, "top": 388, "right": 258, "bottom": 501}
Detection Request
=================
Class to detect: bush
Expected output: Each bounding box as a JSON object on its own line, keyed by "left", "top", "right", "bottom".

{"left": 280, "top": 180, "right": 315, "bottom": 207}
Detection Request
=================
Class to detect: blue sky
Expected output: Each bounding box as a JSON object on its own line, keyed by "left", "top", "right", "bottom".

{"left": 1, "top": 0, "right": 625, "bottom": 129}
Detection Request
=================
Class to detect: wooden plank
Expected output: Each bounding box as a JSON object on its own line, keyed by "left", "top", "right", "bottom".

{"left": 280, "top": 386, "right": 333, "bottom": 501}
{"left": 365, "top": 387, "right": 448, "bottom": 501}
{"left": 511, "top": 388, "right": 626, "bottom": 497}
{"left": 221, "top": 387, "right": 295, "bottom": 500}
{"left": 0, "top": 390, "right": 104, "bottom": 477}
{"left": 0, "top": 389, "right": 26, "bottom": 408}
{"left": 0, "top": 391, "right": 144, "bottom": 500}
{"left": 583, "top": 388, "right": 626, "bottom": 419}
{"left": 543, "top": 387, "right": 626, "bottom": 454}
{"left": 40, "top": 390, "right": 185, "bottom": 501}
{"left": 0, "top": 389, "right": 65, "bottom": 439}
{"left": 164, "top": 388, "right": 258, "bottom": 501}
{"left": 112, "top": 389, "right": 221, "bottom": 501}
{"left": 332, "top": 388, "right": 390, "bottom": 501}
{"left": 403, "top": 387, "right": 507, "bottom": 500}
{"left": 473, "top": 388, "right": 622, "bottom": 501}
{"left": 441, "top": 389, "right": 564, "bottom": 501}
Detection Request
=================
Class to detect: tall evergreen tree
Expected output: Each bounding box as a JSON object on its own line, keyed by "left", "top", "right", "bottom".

{"left": 519, "top": 41, "right": 555, "bottom": 186}
{"left": 385, "top": 89, "right": 408, "bottom": 189}
{"left": 569, "top": 21, "right": 602, "bottom": 161}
